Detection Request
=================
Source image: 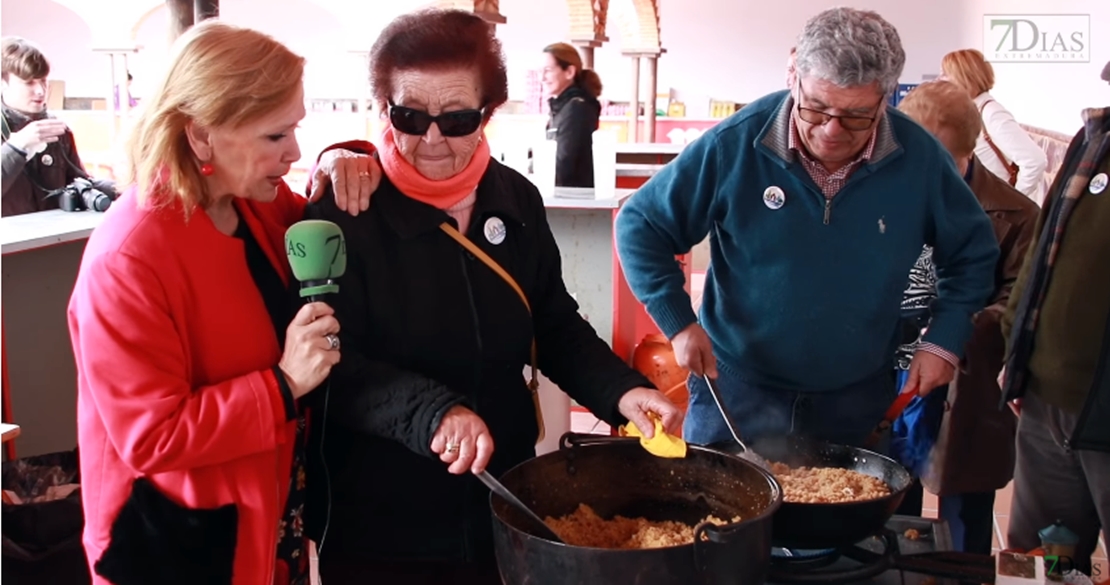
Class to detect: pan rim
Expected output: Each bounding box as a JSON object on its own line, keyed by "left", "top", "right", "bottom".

{"left": 489, "top": 442, "right": 785, "bottom": 551}
{"left": 705, "top": 439, "right": 915, "bottom": 508}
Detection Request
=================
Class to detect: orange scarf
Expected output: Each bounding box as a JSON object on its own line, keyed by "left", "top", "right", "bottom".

{"left": 378, "top": 125, "right": 491, "bottom": 209}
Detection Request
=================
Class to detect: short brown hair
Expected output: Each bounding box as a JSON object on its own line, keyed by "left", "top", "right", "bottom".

{"left": 898, "top": 80, "right": 981, "bottom": 158}
{"left": 127, "top": 21, "right": 304, "bottom": 213}
{"left": 1, "top": 37, "right": 50, "bottom": 81}
{"left": 369, "top": 9, "right": 508, "bottom": 120}
{"left": 543, "top": 42, "right": 603, "bottom": 98}
{"left": 941, "top": 49, "right": 994, "bottom": 96}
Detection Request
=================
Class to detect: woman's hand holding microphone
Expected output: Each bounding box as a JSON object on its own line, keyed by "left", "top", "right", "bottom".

{"left": 278, "top": 302, "right": 341, "bottom": 398}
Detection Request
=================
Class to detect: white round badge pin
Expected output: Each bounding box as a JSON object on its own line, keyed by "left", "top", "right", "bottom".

{"left": 763, "top": 186, "right": 786, "bottom": 210}
{"left": 41, "top": 154, "right": 54, "bottom": 166}
{"left": 484, "top": 216, "right": 507, "bottom": 245}
{"left": 1090, "top": 172, "right": 1108, "bottom": 195}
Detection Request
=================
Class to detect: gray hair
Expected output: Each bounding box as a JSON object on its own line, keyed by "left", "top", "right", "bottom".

{"left": 794, "top": 7, "right": 906, "bottom": 95}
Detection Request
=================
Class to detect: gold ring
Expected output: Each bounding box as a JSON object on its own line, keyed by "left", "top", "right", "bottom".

{"left": 358, "top": 171, "right": 371, "bottom": 178}
{"left": 446, "top": 442, "right": 460, "bottom": 453}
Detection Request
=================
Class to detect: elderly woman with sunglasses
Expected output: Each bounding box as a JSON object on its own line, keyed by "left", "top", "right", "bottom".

{"left": 302, "top": 9, "right": 680, "bottom": 584}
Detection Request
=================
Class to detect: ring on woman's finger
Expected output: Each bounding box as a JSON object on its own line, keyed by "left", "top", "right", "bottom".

{"left": 446, "top": 441, "right": 460, "bottom": 453}
{"left": 358, "top": 171, "right": 371, "bottom": 179}
{"left": 325, "top": 333, "right": 340, "bottom": 351}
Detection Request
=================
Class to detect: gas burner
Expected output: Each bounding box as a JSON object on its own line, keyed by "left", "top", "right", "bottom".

{"left": 768, "top": 530, "right": 898, "bottom": 584}
{"left": 771, "top": 547, "right": 842, "bottom": 571}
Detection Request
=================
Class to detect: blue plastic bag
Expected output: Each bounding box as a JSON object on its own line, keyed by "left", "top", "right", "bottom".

{"left": 890, "top": 370, "right": 946, "bottom": 477}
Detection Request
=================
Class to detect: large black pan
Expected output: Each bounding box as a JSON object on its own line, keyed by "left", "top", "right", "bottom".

{"left": 710, "top": 434, "right": 913, "bottom": 550}
{"left": 490, "top": 433, "right": 783, "bottom": 585}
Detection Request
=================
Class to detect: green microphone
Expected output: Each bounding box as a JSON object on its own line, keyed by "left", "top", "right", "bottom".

{"left": 285, "top": 220, "right": 347, "bottom": 302}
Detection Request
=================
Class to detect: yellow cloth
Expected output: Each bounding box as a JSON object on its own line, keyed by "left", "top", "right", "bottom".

{"left": 620, "top": 417, "right": 687, "bottom": 458}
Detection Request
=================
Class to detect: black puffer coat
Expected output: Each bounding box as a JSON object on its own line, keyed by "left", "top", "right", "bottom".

{"left": 303, "top": 158, "right": 652, "bottom": 564}
{"left": 546, "top": 85, "right": 601, "bottom": 188}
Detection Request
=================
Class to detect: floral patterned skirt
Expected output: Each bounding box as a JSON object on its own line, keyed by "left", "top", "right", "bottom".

{"left": 274, "top": 416, "right": 309, "bottom": 585}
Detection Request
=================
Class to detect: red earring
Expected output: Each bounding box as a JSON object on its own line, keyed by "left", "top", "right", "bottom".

{"left": 200, "top": 163, "right": 214, "bottom": 176}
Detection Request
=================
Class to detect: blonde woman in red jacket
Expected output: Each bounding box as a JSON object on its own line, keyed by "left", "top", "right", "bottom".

{"left": 66, "top": 22, "right": 372, "bottom": 585}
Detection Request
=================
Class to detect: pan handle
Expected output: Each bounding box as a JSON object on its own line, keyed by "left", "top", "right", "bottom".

{"left": 558, "top": 432, "right": 640, "bottom": 451}
{"left": 559, "top": 433, "right": 641, "bottom": 476}
{"left": 862, "top": 389, "right": 918, "bottom": 448}
{"left": 893, "top": 551, "right": 996, "bottom": 583}
{"left": 692, "top": 520, "right": 749, "bottom": 579}
{"left": 692, "top": 522, "right": 724, "bottom": 577}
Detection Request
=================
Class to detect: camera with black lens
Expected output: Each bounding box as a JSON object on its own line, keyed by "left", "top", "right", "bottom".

{"left": 47, "top": 177, "right": 119, "bottom": 212}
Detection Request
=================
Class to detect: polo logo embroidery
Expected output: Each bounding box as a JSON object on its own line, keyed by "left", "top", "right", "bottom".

{"left": 878, "top": 217, "right": 886, "bottom": 234}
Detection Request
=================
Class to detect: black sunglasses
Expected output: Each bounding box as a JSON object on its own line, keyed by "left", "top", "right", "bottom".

{"left": 388, "top": 101, "right": 485, "bottom": 137}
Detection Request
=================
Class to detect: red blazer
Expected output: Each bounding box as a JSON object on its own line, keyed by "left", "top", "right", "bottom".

{"left": 68, "top": 184, "right": 306, "bottom": 585}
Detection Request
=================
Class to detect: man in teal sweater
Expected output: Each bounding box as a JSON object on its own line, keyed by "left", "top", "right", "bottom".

{"left": 615, "top": 8, "right": 999, "bottom": 448}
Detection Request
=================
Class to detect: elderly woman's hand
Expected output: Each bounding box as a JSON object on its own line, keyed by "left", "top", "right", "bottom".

{"left": 308, "top": 149, "right": 381, "bottom": 216}
{"left": 430, "top": 405, "right": 495, "bottom": 475}
{"left": 618, "top": 388, "right": 683, "bottom": 439}
{"left": 277, "top": 302, "right": 341, "bottom": 399}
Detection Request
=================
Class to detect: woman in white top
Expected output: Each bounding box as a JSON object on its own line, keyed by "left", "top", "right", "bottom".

{"left": 941, "top": 49, "right": 1047, "bottom": 204}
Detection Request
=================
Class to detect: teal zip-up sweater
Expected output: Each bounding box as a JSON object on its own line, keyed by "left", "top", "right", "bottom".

{"left": 615, "top": 90, "right": 1000, "bottom": 392}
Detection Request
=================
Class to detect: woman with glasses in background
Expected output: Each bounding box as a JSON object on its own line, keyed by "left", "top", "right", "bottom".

{"left": 302, "top": 9, "right": 681, "bottom": 584}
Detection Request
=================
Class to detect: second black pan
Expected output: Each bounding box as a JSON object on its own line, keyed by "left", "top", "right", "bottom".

{"left": 710, "top": 434, "right": 913, "bottom": 550}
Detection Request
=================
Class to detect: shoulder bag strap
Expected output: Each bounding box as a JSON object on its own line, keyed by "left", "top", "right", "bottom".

{"left": 978, "top": 100, "right": 1019, "bottom": 184}
{"left": 439, "top": 222, "right": 545, "bottom": 443}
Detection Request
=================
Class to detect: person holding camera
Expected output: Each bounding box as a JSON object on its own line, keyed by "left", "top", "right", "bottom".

{"left": 1, "top": 36, "right": 88, "bottom": 217}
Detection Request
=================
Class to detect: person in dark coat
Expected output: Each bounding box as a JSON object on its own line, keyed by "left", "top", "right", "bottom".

{"left": 541, "top": 42, "right": 602, "bottom": 188}
{"left": 303, "top": 10, "right": 681, "bottom": 585}
{"left": 1001, "top": 62, "right": 1110, "bottom": 577}
{"left": 1, "top": 36, "right": 86, "bottom": 217}
{"left": 894, "top": 80, "right": 1039, "bottom": 554}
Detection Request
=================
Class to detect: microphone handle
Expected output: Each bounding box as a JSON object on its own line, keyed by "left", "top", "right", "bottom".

{"left": 300, "top": 279, "right": 339, "bottom": 303}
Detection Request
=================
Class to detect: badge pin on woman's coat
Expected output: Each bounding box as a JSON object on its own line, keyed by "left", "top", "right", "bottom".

{"left": 1090, "top": 172, "right": 1107, "bottom": 195}
{"left": 485, "top": 216, "right": 507, "bottom": 245}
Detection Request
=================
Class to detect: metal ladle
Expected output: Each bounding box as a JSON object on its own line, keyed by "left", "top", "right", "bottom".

{"left": 703, "top": 374, "right": 772, "bottom": 471}
{"left": 475, "top": 470, "right": 565, "bottom": 544}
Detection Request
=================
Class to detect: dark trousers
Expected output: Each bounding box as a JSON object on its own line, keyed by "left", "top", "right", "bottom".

{"left": 1008, "top": 391, "right": 1110, "bottom": 576}
{"left": 683, "top": 362, "right": 895, "bottom": 447}
{"left": 895, "top": 479, "right": 924, "bottom": 516}
{"left": 940, "top": 492, "right": 997, "bottom": 554}
{"left": 318, "top": 555, "right": 502, "bottom": 585}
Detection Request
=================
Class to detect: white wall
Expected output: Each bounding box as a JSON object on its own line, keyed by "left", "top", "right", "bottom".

{"left": 0, "top": 1, "right": 102, "bottom": 98}
{"left": 1, "top": 0, "right": 1106, "bottom": 133}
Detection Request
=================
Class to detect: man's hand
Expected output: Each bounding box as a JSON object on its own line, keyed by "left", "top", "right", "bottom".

{"left": 671, "top": 323, "right": 717, "bottom": 378}
{"left": 902, "top": 350, "right": 956, "bottom": 396}
{"left": 308, "top": 148, "right": 381, "bottom": 216}
{"left": 7, "top": 120, "right": 67, "bottom": 155}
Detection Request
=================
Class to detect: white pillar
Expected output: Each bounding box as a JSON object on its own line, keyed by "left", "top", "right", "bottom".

{"left": 629, "top": 56, "right": 641, "bottom": 143}
{"left": 645, "top": 56, "right": 658, "bottom": 143}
